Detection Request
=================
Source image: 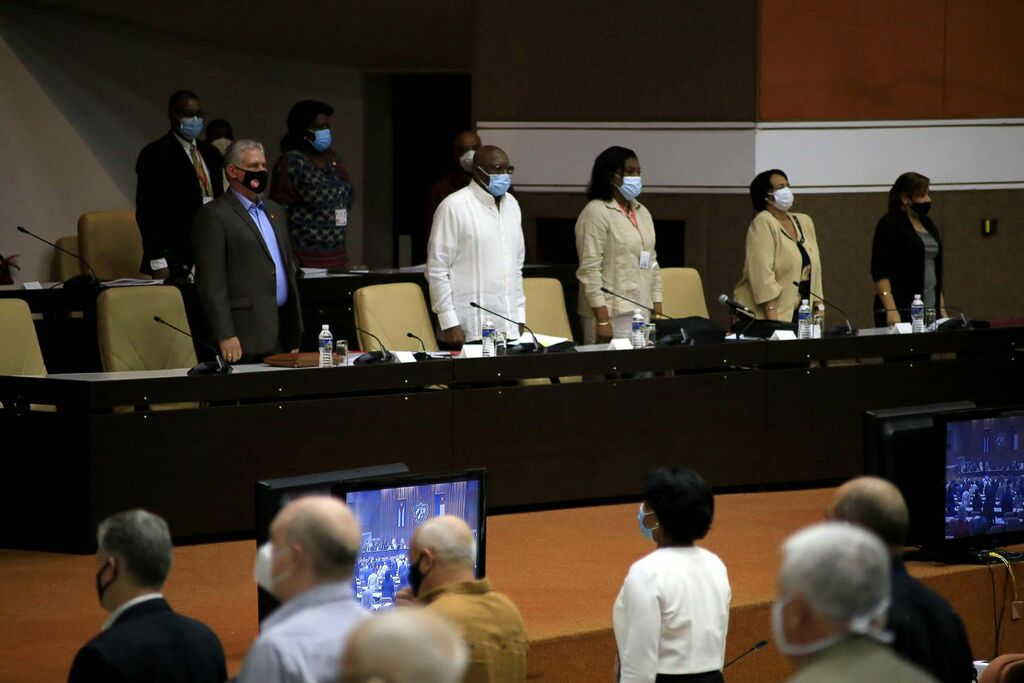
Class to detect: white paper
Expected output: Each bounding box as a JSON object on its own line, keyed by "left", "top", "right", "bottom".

{"left": 102, "top": 278, "right": 163, "bottom": 286}
{"left": 22, "top": 281, "right": 43, "bottom": 290}
{"left": 512, "top": 332, "right": 569, "bottom": 348}
{"left": 893, "top": 322, "right": 913, "bottom": 335}
{"left": 301, "top": 267, "right": 328, "bottom": 276}
{"left": 609, "top": 338, "right": 633, "bottom": 351}
{"left": 460, "top": 344, "right": 483, "bottom": 358}
{"left": 394, "top": 351, "right": 418, "bottom": 363}
{"left": 770, "top": 330, "right": 798, "bottom": 341}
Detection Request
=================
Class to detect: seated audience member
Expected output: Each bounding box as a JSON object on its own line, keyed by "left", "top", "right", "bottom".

{"left": 773, "top": 522, "right": 936, "bottom": 683}
{"left": 136, "top": 89, "right": 224, "bottom": 280}
{"left": 67, "top": 510, "right": 226, "bottom": 683}
{"left": 340, "top": 608, "right": 469, "bottom": 683}
{"left": 397, "top": 515, "right": 528, "bottom": 683}
{"left": 827, "top": 477, "right": 974, "bottom": 683}
{"left": 238, "top": 495, "right": 368, "bottom": 683}
{"left": 613, "top": 466, "right": 731, "bottom": 683}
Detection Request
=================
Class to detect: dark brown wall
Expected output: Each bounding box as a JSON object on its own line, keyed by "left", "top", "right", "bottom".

{"left": 516, "top": 189, "right": 1024, "bottom": 330}
{"left": 473, "top": 0, "right": 757, "bottom": 122}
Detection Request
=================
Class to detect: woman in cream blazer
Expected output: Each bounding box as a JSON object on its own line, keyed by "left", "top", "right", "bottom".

{"left": 576, "top": 146, "right": 663, "bottom": 344}
{"left": 734, "top": 169, "right": 823, "bottom": 324}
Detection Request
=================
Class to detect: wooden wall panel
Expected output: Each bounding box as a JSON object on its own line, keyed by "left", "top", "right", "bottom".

{"left": 945, "top": 0, "right": 1024, "bottom": 117}
{"left": 758, "top": 0, "right": 945, "bottom": 120}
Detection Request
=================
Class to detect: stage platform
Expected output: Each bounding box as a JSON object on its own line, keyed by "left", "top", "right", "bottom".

{"left": 1, "top": 487, "right": 1021, "bottom": 682}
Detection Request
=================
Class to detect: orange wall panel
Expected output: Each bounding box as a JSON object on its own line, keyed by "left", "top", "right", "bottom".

{"left": 759, "top": 0, "right": 945, "bottom": 120}
{"left": 945, "top": 0, "right": 1024, "bottom": 117}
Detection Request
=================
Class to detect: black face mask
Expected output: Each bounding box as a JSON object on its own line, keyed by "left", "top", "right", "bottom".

{"left": 911, "top": 201, "right": 932, "bottom": 218}
{"left": 408, "top": 555, "right": 430, "bottom": 596}
{"left": 95, "top": 560, "right": 117, "bottom": 606}
{"left": 237, "top": 168, "right": 268, "bottom": 194}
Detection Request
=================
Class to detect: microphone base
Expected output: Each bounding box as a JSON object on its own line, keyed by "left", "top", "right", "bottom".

{"left": 187, "top": 360, "right": 233, "bottom": 376}
{"left": 506, "top": 342, "right": 542, "bottom": 354}
{"left": 827, "top": 324, "right": 857, "bottom": 337}
{"left": 354, "top": 351, "right": 396, "bottom": 365}
{"left": 62, "top": 274, "right": 100, "bottom": 294}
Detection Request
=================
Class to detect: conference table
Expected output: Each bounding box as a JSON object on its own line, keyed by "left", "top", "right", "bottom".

{"left": 2, "top": 326, "right": 1021, "bottom": 552}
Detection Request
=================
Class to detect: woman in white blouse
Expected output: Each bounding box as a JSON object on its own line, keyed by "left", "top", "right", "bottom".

{"left": 614, "top": 466, "right": 731, "bottom": 683}
{"left": 576, "top": 146, "right": 663, "bottom": 344}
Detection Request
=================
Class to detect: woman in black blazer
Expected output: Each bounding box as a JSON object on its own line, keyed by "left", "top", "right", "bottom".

{"left": 871, "top": 172, "right": 946, "bottom": 327}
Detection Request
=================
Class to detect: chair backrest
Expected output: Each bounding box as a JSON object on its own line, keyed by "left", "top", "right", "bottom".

{"left": 0, "top": 299, "right": 46, "bottom": 375}
{"left": 524, "top": 278, "right": 574, "bottom": 341}
{"left": 981, "top": 654, "right": 1024, "bottom": 683}
{"left": 353, "top": 283, "right": 438, "bottom": 353}
{"left": 52, "top": 235, "right": 83, "bottom": 281}
{"left": 97, "top": 286, "right": 197, "bottom": 372}
{"left": 78, "top": 210, "right": 147, "bottom": 281}
{"left": 660, "top": 267, "right": 709, "bottom": 319}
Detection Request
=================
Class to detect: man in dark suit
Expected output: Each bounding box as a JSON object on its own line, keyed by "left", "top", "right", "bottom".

{"left": 67, "top": 509, "right": 226, "bottom": 683}
{"left": 136, "top": 89, "right": 224, "bottom": 280}
{"left": 193, "top": 139, "right": 302, "bottom": 362}
{"left": 827, "top": 477, "right": 975, "bottom": 683}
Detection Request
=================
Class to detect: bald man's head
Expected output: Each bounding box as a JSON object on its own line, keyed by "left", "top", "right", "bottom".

{"left": 412, "top": 515, "right": 476, "bottom": 568}
{"left": 273, "top": 495, "right": 361, "bottom": 581}
{"left": 827, "top": 477, "right": 909, "bottom": 551}
{"left": 475, "top": 145, "right": 509, "bottom": 172}
{"left": 341, "top": 608, "right": 468, "bottom": 683}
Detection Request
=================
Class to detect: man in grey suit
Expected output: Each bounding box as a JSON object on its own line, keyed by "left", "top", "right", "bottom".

{"left": 193, "top": 139, "right": 303, "bottom": 362}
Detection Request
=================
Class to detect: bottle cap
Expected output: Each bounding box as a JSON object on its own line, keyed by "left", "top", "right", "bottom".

{"left": 322, "top": 324, "right": 329, "bottom": 329}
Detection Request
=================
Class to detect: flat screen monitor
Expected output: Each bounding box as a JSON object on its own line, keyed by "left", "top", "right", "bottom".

{"left": 940, "top": 409, "right": 1024, "bottom": 549}
{"left": 863, "top": 401, "right": 975, "bottom": 545}
{"left": 333, "top": 468, "right": 486, "bottom": 612}
{"left": 254, "top": 462, "right": 409, "bottom": 620}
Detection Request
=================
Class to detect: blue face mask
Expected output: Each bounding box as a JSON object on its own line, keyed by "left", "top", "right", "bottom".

{"left": 618, "top": 175, "right": 643, "bottom": 201}
{"left": 178, "top": 116, "right": 204, "bottom": 141}
{"left": 479, "top": 168, "right": 512, "bottom": 197}
{"left": 637, "top": 503, "right": 657, "bottom": 542}
{"left": 310, "top": 128, "right": 332, "bottom": 152}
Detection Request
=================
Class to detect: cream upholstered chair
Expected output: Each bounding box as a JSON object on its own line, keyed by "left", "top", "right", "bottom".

{"left": 51, "top": 235, "right": 83, "bottom": 281}
{"left": 660, "top": 267, "right": 710, "bottom": 318}
{"left": 0, "top": 299, "right": 47, "bottom": 376}
{"left": 353, "top": 283, "right": 438, "bottom": 352}
{"left": 97, "top": 286, "right": 197, "bottom": 372}
{"left": 78, "top": 210, "right": 149, "bottom": 281}
{"left": 524, "top": 278, "right": 574, "bottom": 341}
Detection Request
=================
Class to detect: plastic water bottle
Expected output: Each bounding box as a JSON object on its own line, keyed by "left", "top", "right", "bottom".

{"left": 318, "top": 324, "right": 333, "bottom": 367}
{"left": 797, "top": 299, "right": 812, "bottom": 339}
{"left": 481, "top": 318, "right": 496, "bottom": 357}
{"left": 631, "top": 310, "right": 647, "bottom": 349}
{"left": 911, "top": 294, "right": 925, "bottom": 333}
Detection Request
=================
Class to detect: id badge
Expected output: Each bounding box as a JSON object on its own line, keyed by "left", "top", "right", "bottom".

{"left": 639, "top": 250, "right": 652, "bottom": 270}
{"left": 202, "top": 196, "right": 214, "bottom": 205}
{"left": 335, "top": 208, "right": 348, "bottom": 227}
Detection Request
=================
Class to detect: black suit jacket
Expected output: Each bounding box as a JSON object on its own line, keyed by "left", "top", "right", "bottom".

{"left": 136, "top": 132, "right": 224, "bottom": 276}
{"left": 193, "top": 191, "right": 303, "bottom": 359}
{"left": 67, "top": 598, "right": 226, "bottom": 683}
{"left": 870, "top": 212, "right": 944, "bottom": 327}
{"left": 888, "top": 561, "right": 975, "bottom": 683}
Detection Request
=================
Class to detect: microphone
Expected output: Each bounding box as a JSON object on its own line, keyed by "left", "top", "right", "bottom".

{"left": 354, "top": 326, "right": 395, "bottom": 364}
{"left": 405, "top": 331, "right": 436, "bottom": 361}
{"left": 469, "top": 301, "right": 543, "bottom": 353}
{"left": 600, "top": 286, "right": 671, "bottom": 319}
{"left": 723, "top": 639, "right": 768, "bottom": 669}
{"left": 792, "top": 282, "right": 855, "bottom": 336}
{"left": 17, "top": 225, "right": 100, "bottom": 292}
{"left": 153, "top": 316, "right": 232, "bottom": 375}
{"left": 717, "top": 294, "right": 756, "bottom": 318}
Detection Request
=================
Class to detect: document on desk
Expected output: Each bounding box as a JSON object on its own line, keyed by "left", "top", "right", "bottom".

{"left": 460, "top": 345, "right": 484, "bottom": 358}
{"left": 512, "top": 332, "right": 569, "bottom": 348}
{"left": 102, "top": 278, "right": 164, "bottom": 286}
{"left": 394, "top": 351, "right": 418, "bottom": 363}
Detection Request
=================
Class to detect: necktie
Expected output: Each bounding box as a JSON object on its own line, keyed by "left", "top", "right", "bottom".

{"left": 190, "top": 143, "right": 212, "bottom": 198}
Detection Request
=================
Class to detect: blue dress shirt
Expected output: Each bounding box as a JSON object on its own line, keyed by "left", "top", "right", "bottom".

{"left": 233, "top": 190, "right": 289, "bottom": 306}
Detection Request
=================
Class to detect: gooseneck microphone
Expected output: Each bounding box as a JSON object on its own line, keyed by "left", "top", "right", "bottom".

{"left": 600, "top": 286, "right": 672, "bottom": 319}
{"left": 723, "top": 639, "right": 768, "bottom": 669}
{"left": 717, "top": 294, "right": 756, "bottom": 318}
{"left": 792, "top": 282, "right": 855, "bottom": 336}
{"left": 152, "top": 316, "right": 232, "bottom": 375}
{"left": 354, "top": 326, "right": 395, "bottom": 363}
{"left": 405, "top": 331, "right": 435, "bottom": 361}
{"left": 469, "top": 301, "right": 543, "bottom": 353}
{"left": 17, "top": 225, "right": 100, "bottom": 292}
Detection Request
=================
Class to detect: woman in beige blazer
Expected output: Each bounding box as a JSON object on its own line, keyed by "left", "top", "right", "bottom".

{"left": 734, "top": 169, "right": 823, "bottom": 324}
{"left": 576, "top": 146, "right": 663, "bottom": 344}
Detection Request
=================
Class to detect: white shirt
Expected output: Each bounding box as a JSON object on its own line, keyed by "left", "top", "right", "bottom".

{"left": 426, "top": 181, "right": 525, "bottom": 341}
{"left": 101, "top": 592, "right": 164, "bottom": 631}
{"left": 613, "top": 547, "right": 731, "bottom": 682}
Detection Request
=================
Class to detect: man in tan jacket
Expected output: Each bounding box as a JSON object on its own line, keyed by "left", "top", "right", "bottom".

{"left": 397, "top": 516, "right": 527, "bottom": 683}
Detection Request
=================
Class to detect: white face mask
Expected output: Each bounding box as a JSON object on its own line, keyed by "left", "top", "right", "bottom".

{"left": 459, "top": 149, "right": 476, "bottom": 173}
{"left": 253, "top": 542, "right": 291, "bottom": 597}
{"left": 771, "top": 594, "right": 892, "bottom": 657}
{"left": 769, "top": 186, "right": 794, "bottom": 212}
